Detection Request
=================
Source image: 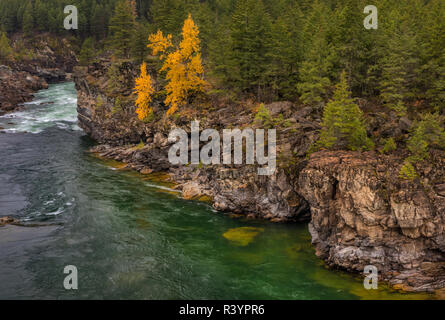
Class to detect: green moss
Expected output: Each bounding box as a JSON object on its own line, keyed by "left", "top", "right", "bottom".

{"left": 223, "top": 227, "right": 264, "bottom": 246}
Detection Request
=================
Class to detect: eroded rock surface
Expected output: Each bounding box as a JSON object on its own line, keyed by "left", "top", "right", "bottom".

{"left": 299, "top": 151, "right": 445, "bottom": 292}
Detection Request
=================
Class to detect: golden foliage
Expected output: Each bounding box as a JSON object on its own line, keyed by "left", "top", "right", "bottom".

{"left": 134, "top": 62, "right": 155, "bottom": 120}
{"left": 147, "top": 30, "right": 172, "bottom": 58}
{"left": 148, "top": 14, "right": 206, "bottom": 117}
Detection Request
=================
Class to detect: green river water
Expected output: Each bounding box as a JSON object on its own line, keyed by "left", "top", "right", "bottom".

{"left": 0, "top": 82, "right": 434, "bottom": 299}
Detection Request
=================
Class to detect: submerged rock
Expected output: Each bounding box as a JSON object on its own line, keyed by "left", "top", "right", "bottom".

{"left": 0, "top": 216, "right": 18, "bottom": 227}
{"left": 223, "top": 227, "right": 264, "bottom": 246}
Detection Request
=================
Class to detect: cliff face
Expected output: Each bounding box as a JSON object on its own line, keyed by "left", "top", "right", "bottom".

{"left": 299, "top": 151, "right": 445, "bottom": 292}
{"left": 0, "top": 65, "right": 48, "bottom": 115}
{"left": 73, "top": 60, "right": 445, "bottom": 292}
{"left": 0, "top": 34, "right": 77, "bottom": 115}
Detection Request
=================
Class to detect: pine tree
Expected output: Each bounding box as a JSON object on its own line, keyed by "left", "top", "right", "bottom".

{"left": 0, "top": 31, "right": 12, "bottom": 63}
{"left": 407, "top": 113, "right": 445, "bottom": 161}
{"left": 22, "top": 2, "right": 34, "bottom": 36}
{"left": 130, "top": 22, "right": 150, "bottom": 64}
{"left": 330, "top": 0, "right": 373, "bottom": 96}
{"left": 267, "top": 3, "right": 304, "bottom": 100}
{"left": 379, "top": 23, "right": 420, "bottom": 109}
{"left": 314, "top": 71, "right": 373, "bottom": 151}
{"left": 297, "top": 33, "right": 331, "bottom": 105}
{"left": 226, "top": 0, "right": 271, "bottom": 98}
{"left": 150, "top": 0, "right": 189, "bottom": 36}
{"left": 34, "top": 0, "right": 48, "bottom": 31}
{"left": 109, "top": 0, "right": 136, "bottom": 58}
{"left": 79, "top": 38, "right": 95, "bottom": 66}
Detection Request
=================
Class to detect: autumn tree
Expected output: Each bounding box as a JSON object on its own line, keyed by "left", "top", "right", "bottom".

{"left": 313, "top": 71, "right": 373, "bottom": 152}
{"left": 134, "top": 62, "right": 155, "bottom": 120}
{"left": 148, "top": 14, "right": 206, "bottom": 116}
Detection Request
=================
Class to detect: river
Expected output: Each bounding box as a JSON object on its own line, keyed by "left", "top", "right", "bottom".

{"left": 0, "top": 82, "right": 432, "bottom": 299}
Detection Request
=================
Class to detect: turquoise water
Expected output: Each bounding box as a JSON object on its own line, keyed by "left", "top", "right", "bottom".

{"left": 0, "top": 83, "right": 433, "bottom": 299}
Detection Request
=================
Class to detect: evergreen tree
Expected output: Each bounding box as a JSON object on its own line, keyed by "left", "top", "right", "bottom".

{"left": 379, "top": 23, "right": 420, "bottom": 109}
{"left": 34, "top": 0, "right": 48, "bottom": 31}
{"left": 22, "top": 2, "right": 34, "bottom": 36}
{"left": 109, "top": 0, "right": 136, "bottom": 58}
{"left": 407, "top": 113, "right": 445, "bottom": 161}
{"left": 0, "top": 31, "right": 13, "bottom": 63}
{"left": 297, "top": 33, "right": 332, "bottom": 105}
{"left": 130, "top": 22, "right": 149, "bottom": 64}
{"left": 79, "top": 37, "right": 95, "bottom": 66}
{"left": 267, "top": 3, "right": 304, "bottom": 100}
{"left": 150, "top": 0, "right": 191, "bottom": 36}
{"left": 314, "top": 71, "right": 373, "bottom": 151}
{"left": 227, "top": 0, "right": 271, "bottom": 98}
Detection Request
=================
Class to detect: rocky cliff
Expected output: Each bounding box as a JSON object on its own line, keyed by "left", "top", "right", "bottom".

{"left": 73, "top": 59, "right": 445, "bottom": 292}
{"left": 300, "top": 151, "right": 445, "bottom": 292}
{"left": 0, "top": 33, "right": 77, "bottom": 115}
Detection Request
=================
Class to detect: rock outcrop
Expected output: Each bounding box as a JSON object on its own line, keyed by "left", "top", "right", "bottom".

{"left": 299, "top": 151, "right": 445, "bottom": 292}
{"left": 0, "top": 65, "right": 48, "bottom": 115}
{"left": 0, "top": 33, "right": 77, "bottom": 115}
{"left": 73, "top": 59, "right": 445, "bottom": 292}
{"left": 0, "top": 216, "right": 18, "bottom": 227}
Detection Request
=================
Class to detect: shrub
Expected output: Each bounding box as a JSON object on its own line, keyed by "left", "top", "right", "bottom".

{"left": 254, "top": 103, "right": 273, "bottom": 128}
{"left": 0, "top": 32, "right": 12, "bottom": 63}
{"left": 381, "top": 137, "right": 397, "bottom": 154}
{"left": 399, "top": 161, "right": 418, "bottom": 181}
{"left": 407, "top": 113, "right": 445, "bottom": 161}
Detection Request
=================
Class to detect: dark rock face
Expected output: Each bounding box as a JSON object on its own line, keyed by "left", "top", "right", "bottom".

{"left": 299, "top": 151, "right": 445, "bottom": 292}
{"left": 0, "top": 65, "right": 48, "bottom": 115}
{"left": 73, "top": 60, "right": 445, "bottom": 292}
{"left": 0, "top": 34, "right": 77, "bottom": 115}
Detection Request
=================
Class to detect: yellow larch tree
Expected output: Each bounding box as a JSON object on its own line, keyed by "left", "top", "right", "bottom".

{"left": 148, "top": 14, "right": 206, "bottom": 116}
{"left": 147, "top": 30, "right": 172, "bottom": 58}
{"left": 134, "top": 62, "right": 155, "bottom": 120}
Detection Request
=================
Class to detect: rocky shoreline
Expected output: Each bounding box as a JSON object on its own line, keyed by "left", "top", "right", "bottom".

{"left": 73, "top": 59, "right": 445, "bottom": 293}
{"left": 0, "top": 34, "right": 76, "bottom": 116}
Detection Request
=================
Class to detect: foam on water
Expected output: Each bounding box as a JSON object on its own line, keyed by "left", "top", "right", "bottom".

{"left": 0, "top": 82, "right": 78, "bottom": 133}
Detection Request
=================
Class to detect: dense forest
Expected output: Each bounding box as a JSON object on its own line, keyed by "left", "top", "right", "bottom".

{"left": 0, "top": 0, "right": 444, "bottom": 109}
{"left": 1, "top": 0, "right": 444, "bottom": 162}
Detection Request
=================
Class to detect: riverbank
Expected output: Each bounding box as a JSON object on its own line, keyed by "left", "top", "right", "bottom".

{"left": 73, "top": 59, "right": 445, "bottom": 293}
{"left": 4, "top": 84, "right": 435, "bottom": 300}
{"left": 0, "top": 33, "right": 77, "bottom": 116}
